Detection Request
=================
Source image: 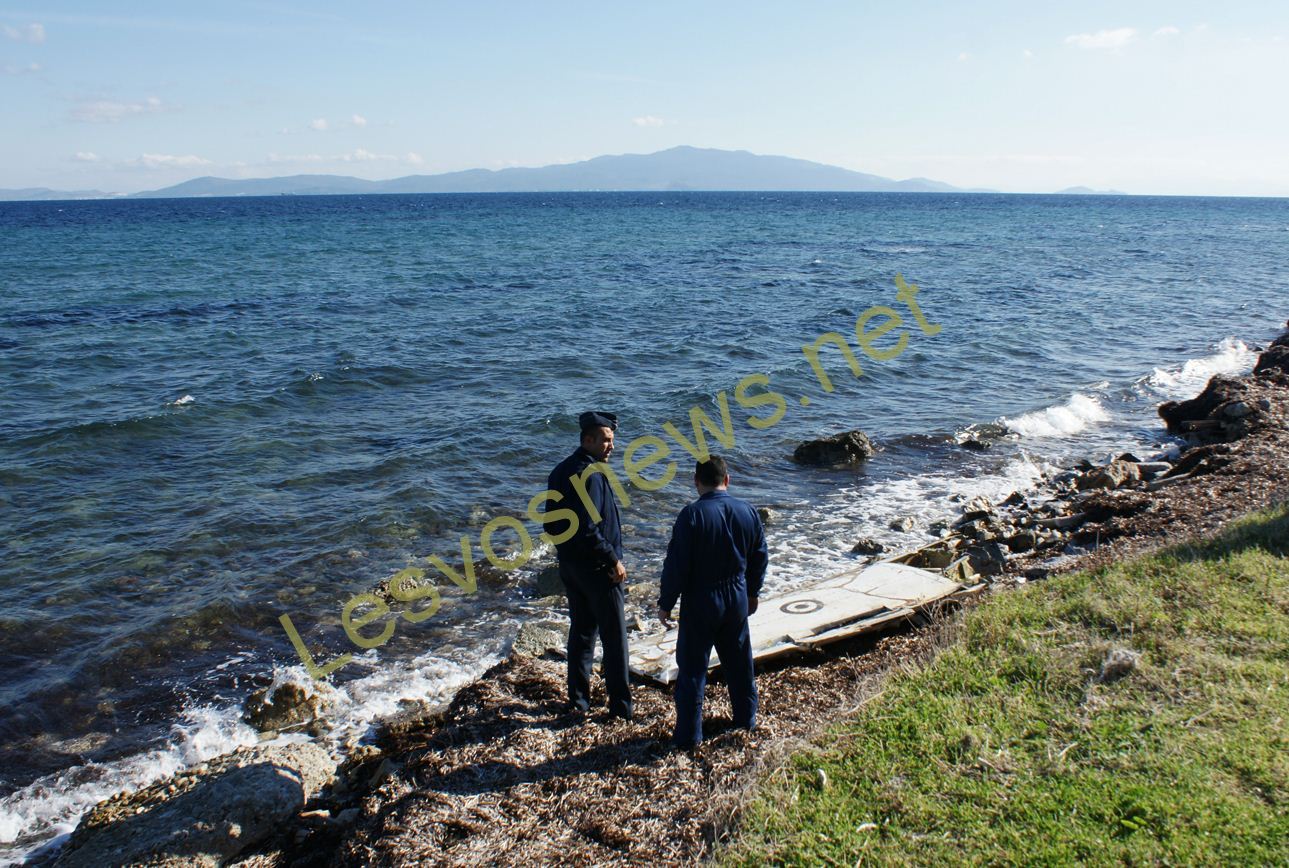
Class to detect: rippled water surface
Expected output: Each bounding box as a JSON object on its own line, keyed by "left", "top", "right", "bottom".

{"left": 1, "top": 191, "right": 1287, "bottom": 857}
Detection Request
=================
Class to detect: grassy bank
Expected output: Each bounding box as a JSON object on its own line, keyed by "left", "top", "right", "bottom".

{"left": 726, "top": 505, "right": 1288, "bottom": 865}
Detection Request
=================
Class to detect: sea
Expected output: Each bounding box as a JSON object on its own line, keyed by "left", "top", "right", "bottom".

{"left": 1, "top": 191, "right": 1286, "bottom": 861}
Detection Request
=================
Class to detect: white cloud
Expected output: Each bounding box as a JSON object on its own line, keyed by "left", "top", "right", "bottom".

{"left": 632, "top": 115, "right": 666, "bottom": 127}
{"left": 1154, "top": 26, "right": 1181, "bottom": 38}
{"left": 350, "top": 114, "right": 367, "bottom": 127}
{"left": 1023, "top": 48, "right": 1034, "bottom": 60}
{"left": 268, "top": 152, "right": 326, "bottom": 163}
{"left": 2, "top": 61, "right": 40, "bottom": 75}
{"left": 308, "top": 117, "right": 328, "bottom": 131}
{"left": 133, "top": 153, "right": 213, "bottom": 169}
{"left": 72, "top": 96, "right": 166, "bottom": 123}
{"left": 957, "top": 51, "right": 970, "bottom": 62}
{"left": 73, "top": 151, "right": 100, "bottom": 162}
{"left": 3, "top": 22, "right": 45, "bottom": 44}
{"left": 267, "top": 150, "right": 421, "bottom": 166}
{"left": 1064, "top": 27, "right": 1138, "bottom": 50}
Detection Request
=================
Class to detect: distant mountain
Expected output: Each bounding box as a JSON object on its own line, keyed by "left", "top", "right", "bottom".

{"left": 1056, "top": 185, "right": 1127, "bottom": 195}
{"left": 0, "top": 187, "right": 118, "bottom": 201}
{"left": 127, "top": 147, "right": 987, "bottom": 198}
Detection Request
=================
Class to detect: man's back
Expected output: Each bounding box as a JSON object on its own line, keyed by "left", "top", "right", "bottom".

{"left": 660, "top": 490, "right": 766, "bottom": 612}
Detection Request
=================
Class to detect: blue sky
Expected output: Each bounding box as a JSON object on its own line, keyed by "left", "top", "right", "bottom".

{"left": 2, "top": 1, "right": 1287, "bottom": 195}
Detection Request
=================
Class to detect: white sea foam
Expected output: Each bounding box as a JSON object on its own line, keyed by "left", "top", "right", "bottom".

{"left": 167, "top": 394, "right": 195, "bottom": 406}
{"left": 761, "top": 454, "right": 1052, "bottom": 594}
{"left": 0, "top": 628, "right": 511, "bottom": 864}
{"left": 0, "top": 704, "right": 260, "bottom": 862}
{"left": 1144, "top": 337, "right": 1256, "bottom": 401}
{"left": 1000, "top": 393, "right": 1111, "bottom": 439}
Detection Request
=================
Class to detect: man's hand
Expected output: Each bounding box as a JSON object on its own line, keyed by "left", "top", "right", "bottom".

{"left": 611, "top": 561, "right": 627, "bottom": 584}
{"left": 747, "top": 596, "right": 759, "bottom": 616}
{"left": 658, "top": 606, "right": 673, "bottom": 629}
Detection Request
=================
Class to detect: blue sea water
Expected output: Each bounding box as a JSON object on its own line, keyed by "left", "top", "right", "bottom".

{"left": 1, "top": 191, "right": 1286, "bottom": 857}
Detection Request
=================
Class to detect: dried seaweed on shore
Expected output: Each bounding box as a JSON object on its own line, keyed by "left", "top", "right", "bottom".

{"left": 328, "top": 625, "right": 939, "bottom": 867}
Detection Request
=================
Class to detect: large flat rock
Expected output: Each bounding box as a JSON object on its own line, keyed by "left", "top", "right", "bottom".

{"left": 55, "top": 742, "right": 335, "bottom": 868}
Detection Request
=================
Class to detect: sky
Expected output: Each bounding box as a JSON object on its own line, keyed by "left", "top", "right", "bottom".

{"left": 2, "top": 1, "right": 1288, "bottom": 196}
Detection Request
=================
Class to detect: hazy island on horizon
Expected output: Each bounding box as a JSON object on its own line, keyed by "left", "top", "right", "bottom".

{"left": 0, "top": 145, "right": 1109, "bottom": 202}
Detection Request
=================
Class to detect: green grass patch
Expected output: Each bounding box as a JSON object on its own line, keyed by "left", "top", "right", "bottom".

{"left": 726, "top": 505, "right": 1289, "bottom": 865}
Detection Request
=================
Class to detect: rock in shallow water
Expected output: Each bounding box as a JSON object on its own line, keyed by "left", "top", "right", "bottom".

{"left": 243, "top": 681, "right": 325, "bottom": 734}
{"left": 850, "top": 537, "right": 886, "bottom": 555}
{"left": 792, "top": 430, "right": 875, "bottom": 467}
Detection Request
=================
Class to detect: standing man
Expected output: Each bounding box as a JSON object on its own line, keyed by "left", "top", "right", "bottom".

{"left": 546, "top": 411, "right": 633, "bottom": 720}
{"left": 658, "top": 455, "right": 768, "bottom": 749}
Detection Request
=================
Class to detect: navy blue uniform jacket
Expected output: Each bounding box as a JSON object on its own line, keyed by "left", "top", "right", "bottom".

{"left": 546, "top": 446, "right": 623, "bottom": 572}
{"left": 659, "top": 490, "right": 768, "bottom": 612}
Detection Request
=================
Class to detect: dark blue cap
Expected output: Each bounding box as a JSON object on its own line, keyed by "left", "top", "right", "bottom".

{"left": 579, "top": 411, "right": 618, "bottom": 432}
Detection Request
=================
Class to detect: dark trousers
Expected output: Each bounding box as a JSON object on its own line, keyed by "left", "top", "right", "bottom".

{"left": 561, "top": 560, "right": 632, "bottom": 718}
{"left": 673, "top": 578, "right": 757, "bottom": 747}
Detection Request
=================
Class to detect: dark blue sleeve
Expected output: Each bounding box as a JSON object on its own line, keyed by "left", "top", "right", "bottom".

{"left": 551, "top": 462, "right": 619, "bottom": 569}
{"left": 577, "top": 472, "right": 619, "bottom": 568}
{"left": 746, "top": 509, "right": 768, "bottom": 598}
{"left": 658, "top": 507, "right": 691, "bottom": 612}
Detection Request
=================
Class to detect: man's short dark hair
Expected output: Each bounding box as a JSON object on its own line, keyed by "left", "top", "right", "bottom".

{"left": 695, "top": 455, "right": 728, "bottom": 487}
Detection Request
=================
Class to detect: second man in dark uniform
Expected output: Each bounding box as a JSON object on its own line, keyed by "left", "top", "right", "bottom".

{"left": 658, "top": 455, "right": 768, "bottom": 749}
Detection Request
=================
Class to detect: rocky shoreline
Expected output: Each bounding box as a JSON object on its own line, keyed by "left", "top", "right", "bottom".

{"left": 37, "top": 328, "right": 1289, "bottom": 867}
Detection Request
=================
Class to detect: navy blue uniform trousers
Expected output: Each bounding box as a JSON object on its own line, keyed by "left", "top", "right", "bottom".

{"left": 561, "top": 560, "right": 633, "bottom": 718}
{"left": 673, "top": 577, "right": 757, "bottom": 747}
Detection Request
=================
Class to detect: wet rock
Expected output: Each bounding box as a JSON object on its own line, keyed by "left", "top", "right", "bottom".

{"left": 964, "top": 542, "right": 1008, "bottom": 577}
{"left": 1116, "top": 452, "right": 1142, "bottom": 464}
{"left": 511, "top": 623, "right": 566, "bottom": 658}
{"left": 792, "top": 430, "right": 875, "bottom": 467}
{"left": 1051, "top": 470, "right": 1080, "bottom": 490}
{"left": 1253, "top": 344, "right": 1289, "bottom": 377}
{"left": 756, "top": 506, "right": 778, "bottom": 526}
{"left": 1001, "top": 491, "right": 1026, "bottom": 507}
{"left": 1221, "top": 400, "right": 1253, "bottom": 419}
{"left": 850, "top": 537, "right": 886, "bottom": 556}
{"left": 1158, "top": 374, "right": 1264, "bottom": 442}
{"left": 533, "top": 565, "right": 564, "bottom": 597}
{"left": 1166, "top": 442, "right": 1234, "bottom": 479}
{"left": 243, "top": 681, "right": 323, "bottom": 733}
{"left": 959, "top": 496, "right": 995, "bottom": 522}
{"left": 626, "top": 582, "right": 654, "bottom": 601}
{"left": 1003, "top": 530, "right": 1039, "bottom": 553}
{"left": 56, "top": 742, "right": 335, "bottom": 868}
{"left": 958, "top": 438, "right": 991, "bottom": 452}
{"left": 1074, "top": 460, "right": 1141, "bottom": 491}
{"left": 888, "top": 516, "right": 916, "bottom": 533}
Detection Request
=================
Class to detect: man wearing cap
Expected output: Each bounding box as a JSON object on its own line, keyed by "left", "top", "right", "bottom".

{"left": 545, "top": 411, "right": 633, "bottom": 719}
{"left": 658, "top": 455, "right": 767, "bottom": 749}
